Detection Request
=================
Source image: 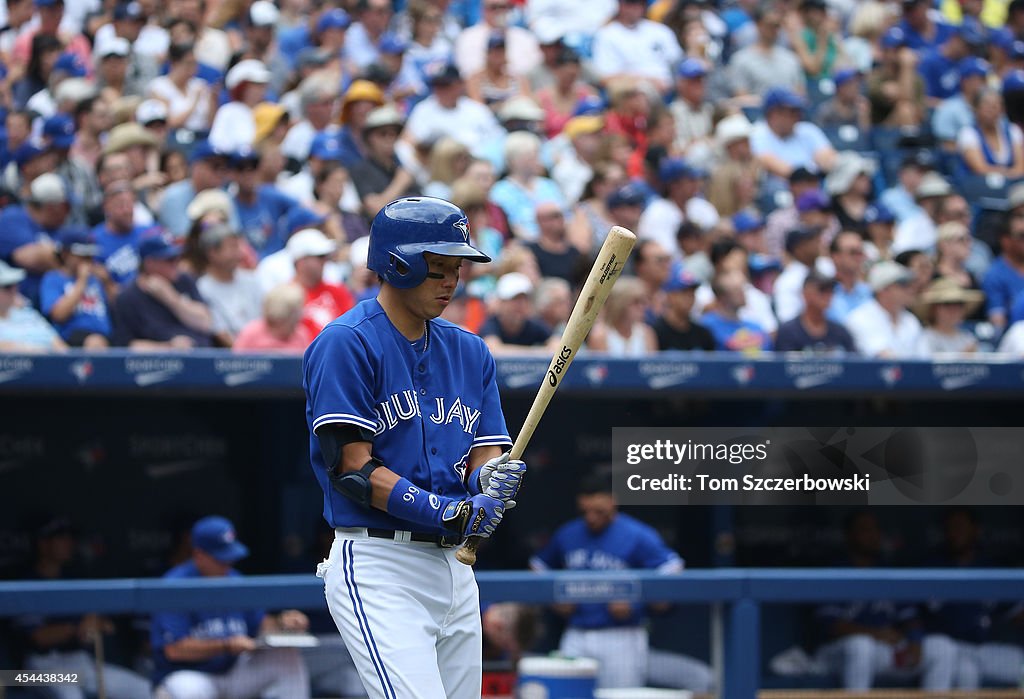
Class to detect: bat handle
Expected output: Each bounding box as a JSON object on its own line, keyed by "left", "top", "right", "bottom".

{"left": 455, "top": 535, "right": 481, "bottom": 565}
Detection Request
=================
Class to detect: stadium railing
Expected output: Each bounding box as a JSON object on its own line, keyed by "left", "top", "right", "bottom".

{"left": 2, "top": 569, "right": 1023, "bottom": 699}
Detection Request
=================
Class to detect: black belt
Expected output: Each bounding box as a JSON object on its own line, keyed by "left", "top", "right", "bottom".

{"left": 366, "top": 528, "right": 462, "bottom": 548}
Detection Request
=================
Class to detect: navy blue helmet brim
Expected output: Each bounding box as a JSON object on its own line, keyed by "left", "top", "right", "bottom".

{"left": 397, "top": 241, "right": 491, "bottom": 264}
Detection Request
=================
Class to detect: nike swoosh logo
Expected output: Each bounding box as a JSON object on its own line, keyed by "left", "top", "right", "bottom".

{"left": 134, "top": 370, "right": 179, "bottom": 387}
{"left": 223, "top": 371, "right": 268, "bottom": 387}
{"left": 940, "top": 375, "right": 980, "bottom": 391}
{"left": 648, "top": 373, "right": 696, "bottom": 389}
{"left": 794, "top": 374, "right": 833, "bottom": 389}
{"left": 504, "top": 372, "right": 545, "bottom": 389}
{"left": 144, "top": 460, "right": 208, "bottom": 479}
{"left": 0, "top": 370, "right": 28, "bottom": 384}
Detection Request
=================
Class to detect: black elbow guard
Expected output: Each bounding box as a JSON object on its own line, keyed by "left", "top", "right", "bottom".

{"left": 330, "top": 458, "right": 383, "bottom": 509}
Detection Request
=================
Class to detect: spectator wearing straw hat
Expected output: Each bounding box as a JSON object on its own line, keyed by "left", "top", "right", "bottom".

{"left": 350, "top": 104, "right": 421, "bottom": 217}
{"left": 916, "top": 277, "right": 983, "bottom": 355}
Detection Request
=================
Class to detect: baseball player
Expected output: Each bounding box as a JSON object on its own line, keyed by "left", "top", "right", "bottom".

{"left": 302, "top": 196, "right": 526, "bottom": 699}
{"left": 530, "top": 475, "right": 715, "bottom": 691}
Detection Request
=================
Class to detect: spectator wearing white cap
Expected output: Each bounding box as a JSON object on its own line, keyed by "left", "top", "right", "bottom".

{"left": 286, "top": 228, "right": 355, "bottom": 337}
{"left": 825, "top": 152, "right": 875, "bottom": 234}
{"left": 240, "top": 0, "right": 290, "bottom": 94}
{"left": 845, "top": 260, "right": 923, "bottom": 358}
{"left": 147, "top": 42, "right": 217, "bottom": 134}
{"left": 481, "top": 272, "right": 554, "bottom": 355}
{"left": 0, "top": 173, "right": 66, "bottom": 306}
{"left": 591, "top": 0, "right": 683, "bottom": 94}
{"left": 97, "top": 1, "right": 162, "bottom": 96}
{"left": 195, "top": 223, "right": 264, "bottom": 346}
{"left": 455, "top": 0, "right": 542, "bottom": 79}
{"left": 0, "top": 260, "right": 67, "bottom": 352}
{"left": 209, "top": 59, "right": 271, "bottom": 153}
{"left": 94, "top": 35, "right": 131, "bottom": 103}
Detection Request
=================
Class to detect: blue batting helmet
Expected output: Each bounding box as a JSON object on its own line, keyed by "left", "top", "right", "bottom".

{"left": 368, "top": 197, "right": 490, "bottom": 289}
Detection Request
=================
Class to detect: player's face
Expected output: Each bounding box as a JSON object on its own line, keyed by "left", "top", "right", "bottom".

{"left": 577, "top": 493, "right": 617, "bottom": 534}
{"left": 410, "top": 253, "right": 461, "bottom": 320}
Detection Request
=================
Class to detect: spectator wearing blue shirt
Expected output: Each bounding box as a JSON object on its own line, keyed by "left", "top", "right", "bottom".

{"left": 0, "top": 172, "right": 65, "bottom": 307}
{"left": 531, "top": 475, "right": 713, "bottom": 692}
{"left": 917, "top": 21, "right": 986, "bottom": 104}
{"left": 701, "top": 269, "right": 773, "bottom": 354}
{"left": 40, "top": 228, "right": 115, "bottom": 347}
{"left": 815, "top": 511, "right": 957, "bottom": 690}
{"left": 489, "top": 131, "right": 567, "bottom": 242}
{"left": 982, "top": 184, "right": 1024, "bottom": 329}
{"left": 879, "top": 152, "right": 932, "bottom": 225}
{"left": 151, "top": 516, "right": 311, "bottom": 699}
{"left": 932, "top": 57, "right": 989, "bottom": 147}
{"left": 898, "top": 0, "right": 956, "bottom": 52}
{"left": 828, "top": 230, "right": 873, "bottom": 323}
{"left": 92, "top": 180, "right": 151, "bottom": 287}
{"left": 228, "top": 149, "right": 298, "bottom": 255}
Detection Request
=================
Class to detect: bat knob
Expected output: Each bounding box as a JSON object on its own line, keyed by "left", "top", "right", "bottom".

{"left": 455, "top": 536, "right": 481, "bottom": 565}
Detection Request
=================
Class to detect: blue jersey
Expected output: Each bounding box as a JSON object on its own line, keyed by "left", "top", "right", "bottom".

{"left": 92, "top": 222, "right": 150, "bottom": 286}
{"left": 0, "top": 205, "right": 61, "bottom": 307}
{"left": 530, "top": 514, "right": 684, "bottom": 629}
{"left": 303, "top": 298, "right": 512, "bottom": 533}
{"left": 150, "top": 561, "right": 264, "bottom": 684}
{"left": 39, "top": 270, "right": 111, "bottom": 340}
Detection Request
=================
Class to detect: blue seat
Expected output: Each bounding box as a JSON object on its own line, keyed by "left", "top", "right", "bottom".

{"left": 823, "top": 125, "right": 870, "bottom": 152}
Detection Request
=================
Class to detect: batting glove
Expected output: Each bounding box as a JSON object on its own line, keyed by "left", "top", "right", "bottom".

{"left": 441, "top": 494, "right": 505, "bottom": 539}
{"left": 471, "top": 452, "right": 527, "bottom": 509}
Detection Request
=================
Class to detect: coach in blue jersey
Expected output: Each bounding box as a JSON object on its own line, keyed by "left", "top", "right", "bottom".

{"left": 151, "top": 516, "right": 311, "bottom": 699}
{"left": 531, "top": 475, "right": 713, "bottom": 691}
{"left": 303, "top": 196, "right": 526, "bottom": 699}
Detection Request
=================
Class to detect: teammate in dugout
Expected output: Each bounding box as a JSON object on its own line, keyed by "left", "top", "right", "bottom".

{"left": 303, "top": 196, "right": 527, "bottom": 699}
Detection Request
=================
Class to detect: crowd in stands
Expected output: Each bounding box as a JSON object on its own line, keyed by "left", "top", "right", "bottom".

{"left": 4, "top": 0, "right": 1024, "bottom": 358}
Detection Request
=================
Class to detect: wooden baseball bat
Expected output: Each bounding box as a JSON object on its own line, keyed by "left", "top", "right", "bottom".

{"left": 456, "top": 226, "right": 638, "bottom": 565}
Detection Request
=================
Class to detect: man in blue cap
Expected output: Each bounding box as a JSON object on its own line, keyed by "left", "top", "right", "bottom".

{"left": 815, "top": 69, "right": 870, "bottom": 131}
{"left": 638, "top": 157, "right": 719, "bottom": 255}
{"left": 110, "top": 229, "right": 215, "bottom": 348}
{"left": 654, "top": 263, "right": 714, "bottom": 351}
{"left": 932, "top": 57, "right": 990, "bottom": 147}
{"left": 670, "top": 58, "right": 714, "bottom": 161}
{"left": 151, "top": 516, "right": 311, "bottom": 699}
{"left": 918, "top": 20, "right": 987, "bottom": 104}
{"left": 158, "top": 141, "right": 236, "bottom": 237}
{"left": 40, "top": 228, "right": 114, "bottom": 347}
{"left": 751, "top": 87, "right": 837, "bottom": 180}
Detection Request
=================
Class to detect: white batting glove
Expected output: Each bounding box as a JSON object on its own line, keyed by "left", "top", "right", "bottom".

{"left": 473, "top": 452, "right": 526, "bottom": 510}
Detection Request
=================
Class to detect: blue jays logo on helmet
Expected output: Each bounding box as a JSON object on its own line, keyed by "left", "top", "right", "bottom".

{"left": 368, "top": 197, "right": 490, "bottom": 289}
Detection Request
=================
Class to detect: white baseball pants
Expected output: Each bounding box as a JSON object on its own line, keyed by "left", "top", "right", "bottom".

{"left": 318, "top": 528, "right": 482, "bottom": 699}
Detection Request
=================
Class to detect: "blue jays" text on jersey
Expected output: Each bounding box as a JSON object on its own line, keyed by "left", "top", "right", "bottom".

{"left": 303, "top": 298, "right": 512, "bottom": 533}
